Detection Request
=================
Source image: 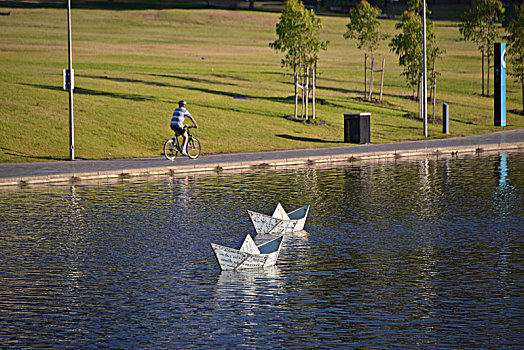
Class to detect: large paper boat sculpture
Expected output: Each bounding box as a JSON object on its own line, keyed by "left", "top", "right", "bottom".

{"left": 211, "top": 234, "right": 284, "bottom": 271}
{"left": 248, "top": 203, "right": 310, "bottom": 235}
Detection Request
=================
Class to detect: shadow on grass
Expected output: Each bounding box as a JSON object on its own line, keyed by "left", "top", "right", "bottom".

{"left": 81, "top": 74, "right": 257, "bottom": 101}
{"left": 20, "top": 83, "right": 155, "bottom": 102}
{"left": 0, "top": 146, "right": 68, "bottom": 161}
{"left": 83, "top": 74, "right": 173, "bottom": 88}
{"left": 450, "top": 118, "right": 477, "bottom": 125}
{"left": 183, "top": 85, "right": 259, "bottom": 100}
{"left": 316, "top": 84, "right": 362, "bottom": 96}
{"left": 67, "top": 73, "right": 354, "bottom": 109}
{"left": 149, "top": 73, "right": 240, "bottom": 87}
{"left": 21, "top": 76, "right": 401, "bottom": 116}
{"left": 374, "top": 122, "right": 419, "bottom": 131}
{"left": 276, "top": 134, "right": 342, "bottom": 144}
{"left": 74, "top": 87, "right": 154, "bottom": 101}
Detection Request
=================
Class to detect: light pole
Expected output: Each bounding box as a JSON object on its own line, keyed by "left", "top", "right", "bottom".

{"left": 67, "top": 0, "right": 75, "bottom": 160}
{"left": 422, "top": 0, "right": 428, "bottom": 137}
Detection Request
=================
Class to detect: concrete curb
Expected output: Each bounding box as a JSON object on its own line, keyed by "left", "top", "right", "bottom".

{"left": 1, "top": 141, "right": 522, "bottom": 187}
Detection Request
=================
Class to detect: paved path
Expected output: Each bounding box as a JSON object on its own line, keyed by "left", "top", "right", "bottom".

{"left": 1, "top": 129, "right": 522, "bottom": 186}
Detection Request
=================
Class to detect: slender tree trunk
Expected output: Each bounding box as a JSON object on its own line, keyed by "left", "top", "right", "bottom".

{"left": 305, "top": 66, "right": 309, "bottom": 121}
{"left": 369, "top": 56, "right": 375, "bottom": 100}
{"left": 364, "top": 53, "right": 367, "bottom": 99}
{"left": 312, "top": 62, "right": 316, "bottom": 120}
{"left": 430, "top": 56, "right": 436, "bottom": 102}
{"left": 482, "top": 52, "right": 485, "bottom": 96}
{"left": 433, "top": 75, "right": 437, "bottom": 122}
{"left": 380, "top": 58, "right": 385, "bottom": 101}
{"left": 294, "top": 66, "right": 298, "bottom": 119}
{"left": 487, "top": 52, "right": 491, "bottom": 96}
{"left": 300, "top": 62, "right": 305, "bottom": 118}
{"left": 522, "top": 79, "right": 524, "bottom": 112}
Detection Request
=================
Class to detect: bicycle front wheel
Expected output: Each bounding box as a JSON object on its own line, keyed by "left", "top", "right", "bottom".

{"left": 186, "top": 137, "right": 201, "bottom": 159}
{"left": 164, "top": 139, "right": 178, "bottom": 161}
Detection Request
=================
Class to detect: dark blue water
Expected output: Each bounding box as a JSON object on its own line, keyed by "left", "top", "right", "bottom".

{"left": 0, "top": 152, "right": 523, "bottom": 349}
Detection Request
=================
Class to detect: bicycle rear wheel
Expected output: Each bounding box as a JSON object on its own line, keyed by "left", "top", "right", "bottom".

{"left": 164, "top": 139, "right": 178, "bottom": 161}
{"left": 186, "top": 137, "right": 201, "bottom": 159}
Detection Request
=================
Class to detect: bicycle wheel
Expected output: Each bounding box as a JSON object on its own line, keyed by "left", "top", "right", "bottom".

{"left": 164, "top": 139, "right": 178, "bottom": 161}
{"left": 186, "top": 137, "right": 201, "bottom": 159}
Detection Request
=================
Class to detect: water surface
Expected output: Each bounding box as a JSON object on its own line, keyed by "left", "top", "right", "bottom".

{"left": 1, "top": 152, "right": 523, "bottom": 348}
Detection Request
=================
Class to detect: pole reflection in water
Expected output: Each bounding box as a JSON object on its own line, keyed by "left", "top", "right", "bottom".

{"left": 64, "top": 184, "right": 84, "bottom": 293}
{"left": 492, "top": 152, "right": 518, "bottom": 318}
{"left": 0, "top": 151, "right": 522, "bottom": 349}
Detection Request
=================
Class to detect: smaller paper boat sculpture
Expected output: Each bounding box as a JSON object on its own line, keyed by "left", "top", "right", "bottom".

{"left": 211, "top": 234, "right": 284, "bottom": 271}
{"left": 248, "top": 203, "right": 310, "bottom": 235}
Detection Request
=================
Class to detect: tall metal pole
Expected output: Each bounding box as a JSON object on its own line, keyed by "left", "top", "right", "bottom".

{"left": 67, "top": 0, "right": 75, "bottom": 160}
{"left": 422, "top": 0, "right": 428, "bottom": 137}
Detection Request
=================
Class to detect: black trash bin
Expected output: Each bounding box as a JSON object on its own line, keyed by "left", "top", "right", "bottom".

{"left": 344, "top": 113, "right": 370, "bottom": 144}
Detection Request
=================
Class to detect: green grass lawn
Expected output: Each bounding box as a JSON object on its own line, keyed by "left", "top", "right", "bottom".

{"left": 0, "top": 7, "right": 522, "bottom": 162}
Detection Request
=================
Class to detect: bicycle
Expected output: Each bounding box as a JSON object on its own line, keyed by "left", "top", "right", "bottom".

{"left": 164, "top": 125, "right": 201, "bottom": 161}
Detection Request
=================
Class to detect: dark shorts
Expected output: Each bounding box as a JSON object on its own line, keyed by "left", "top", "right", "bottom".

{"left": 171, "top": 125, "right": 185, "bottom": 135}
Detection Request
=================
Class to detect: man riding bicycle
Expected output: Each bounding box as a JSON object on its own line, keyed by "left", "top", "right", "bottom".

{"left": 170, "top": 100, "right": 199, "bottom": 155}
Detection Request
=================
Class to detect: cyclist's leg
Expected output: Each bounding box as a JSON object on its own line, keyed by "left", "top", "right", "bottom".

{"left": 181, "top": 131, "right": 189, "bottom": 154}
{"left": 170, "top": 125, "right": 179, "bottom": 142}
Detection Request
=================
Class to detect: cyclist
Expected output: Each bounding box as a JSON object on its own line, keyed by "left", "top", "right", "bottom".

{"left": 170, "top": 100, "right": 198, "bottom": 155}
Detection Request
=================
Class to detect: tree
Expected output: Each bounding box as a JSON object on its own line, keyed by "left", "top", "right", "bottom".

{"left": 460, "top": 0, "right": 505, "bottom": 97}
{"left": 389, "top": 0, "right": 442, "bottom": 100}
{"left": 270, "top": 0, "right": 328, "bottom": 120}
{"left": 270, "top": 0, "right": 307, "bottom": 119}
{"left": 301, "top": 8, "right": 329, "bottom": 120}
{"left": 344, "top": 0, "right": 388, "bottom": 100}
{"left": 505, "top": 5, "right": 524, "bottom": 112}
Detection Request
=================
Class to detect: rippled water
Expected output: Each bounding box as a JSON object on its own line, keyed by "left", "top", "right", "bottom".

{"left": 0, "top": 152, "right": 523, "bottom": 349}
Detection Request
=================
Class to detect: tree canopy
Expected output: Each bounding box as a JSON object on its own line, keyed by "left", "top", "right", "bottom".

{"left": 389, "top": 0, "right": 442, "bottom": 99}
{"left": 344, "top": 0, "right": 387, "bottom": 57}
{"left": 460, "top": 0, "right": 505, "bottom": 96}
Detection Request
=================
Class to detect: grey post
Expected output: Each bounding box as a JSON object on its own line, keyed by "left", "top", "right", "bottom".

{"left": 442, "top": 102, "right": 449, "bottom": 134}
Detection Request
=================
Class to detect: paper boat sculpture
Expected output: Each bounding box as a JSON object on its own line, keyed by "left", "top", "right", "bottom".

{"left": 248, "top": 203, "right": 310, "bottom": 235}
{"left": 211, "top": 234, "right": 284, "bottom": 271}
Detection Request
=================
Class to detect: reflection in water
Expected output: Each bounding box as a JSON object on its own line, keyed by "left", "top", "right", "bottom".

{"left": 215, "top": 266, "right": 282, "bottom": 306}
{"left": 492, "top": 152, "right": 518, "bottom": 313}
{"left": 65, "top": 185, "right": 85, "bottom": 293}
{"left": 499, "top": 152, "right": 509, "bottom": 188}
{"left": 215, "top": 267, "right": 283, "bottom": 324}
{"left": 0, "top": 152, "right": 523, "bottom": 349}
{"left": 494, "top": 152, "right": 516, "bottom": 219}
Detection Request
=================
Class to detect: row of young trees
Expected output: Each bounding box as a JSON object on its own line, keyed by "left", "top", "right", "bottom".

{"left": 271, "top": 0, "right": 524, "bottom": 119}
